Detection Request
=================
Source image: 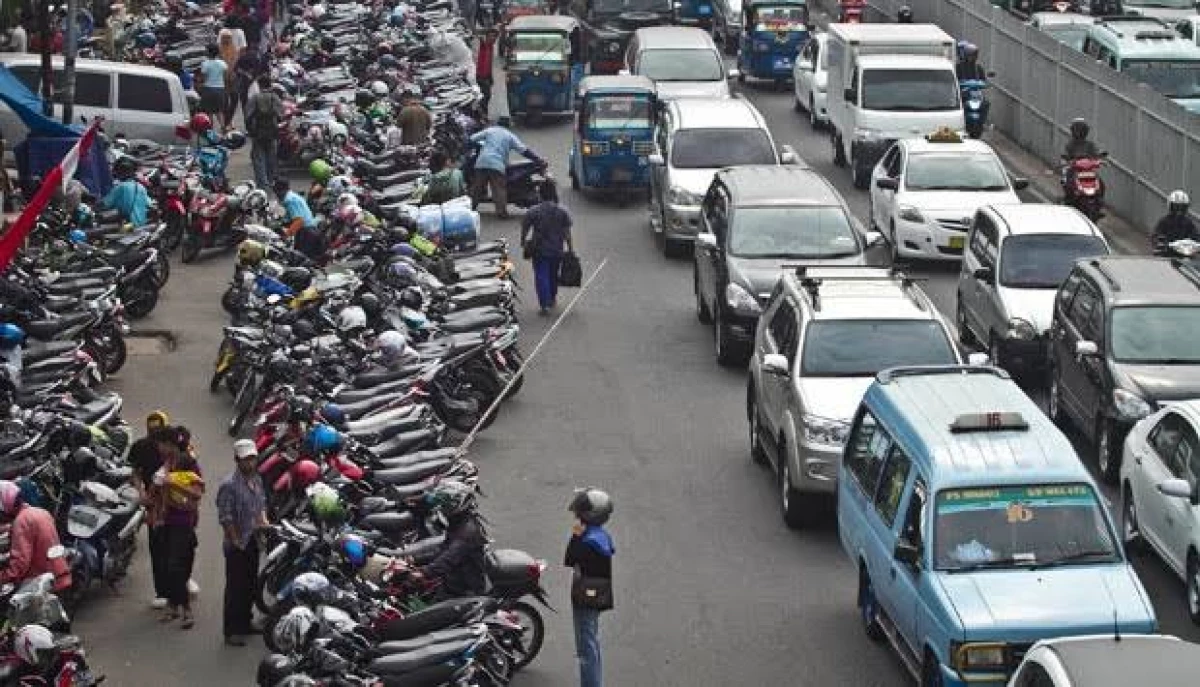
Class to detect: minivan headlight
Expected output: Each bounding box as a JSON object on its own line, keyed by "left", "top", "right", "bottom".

{"left": 667, "top": 186, "right": 702, "bottom": 206}
{"left": 898, "top": 205, "right": 925, "bottom": 223}
{"left": 1005, "top": 317, "right": 1036, "bottom": 341}
{"left": 1113, "top": 388, "right": 1153, "bottom": 420}
{"left": 801, "top": 415, "right": 850, "bottom": 448}
{"left": 951, "top": 642, "right": 1007, "bottom": 672}
{"left": 724, "top": 282, "right": 761, "bottom": 315}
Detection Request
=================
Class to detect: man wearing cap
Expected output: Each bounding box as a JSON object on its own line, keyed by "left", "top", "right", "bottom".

{"left": 216, "top": 439, "right": 268, "bottom": 647}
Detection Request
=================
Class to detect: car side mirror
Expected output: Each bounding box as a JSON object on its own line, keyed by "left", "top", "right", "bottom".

{"left": 762, "top": 352, "right": 789, "bottom": 376}
{"left": 1158, "top": 478, "right": 1193, "bottom": 500}
{"left": 973, "top": 266, "right": 994, "bottom": 283}
{"left": 893, "top": 541, "right": 920, "bottom": 567}
{"left": 696, "top": 231, "right": 717, "bottom": 248}
{"left": 648, "top": 152, "right": 664, "bottom": 166}
{"left": 780, "top": 144, "right": 797, "bottom": 164}
{"left": 1075, "top": 340, "right": 1099, "bottom": 357}
{"left": 967, "top": 352, "right": 990, "bottom": 366}
{"left": 1011, "top": 177, "right": 1029, "bottom": 191}
{"left": 875, "top": 177, "right": 899, "bottom": 191}
{"left": 727, "top": 68, "right": 741, "bottom": 80}
{"left": 865, "top": 230, "right": 884, "bottom": 247}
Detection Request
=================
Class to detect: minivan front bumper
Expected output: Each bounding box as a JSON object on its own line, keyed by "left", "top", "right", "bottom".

{"left": 664, "top": 203, "right": 701, "bottom": 240}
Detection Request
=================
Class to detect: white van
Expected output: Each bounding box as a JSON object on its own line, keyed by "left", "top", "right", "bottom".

{"left": 623, "top": 26, "right": 735, "bottom": 100}
{"left": 0, "top": 54, "right": 190, "bottom": 143}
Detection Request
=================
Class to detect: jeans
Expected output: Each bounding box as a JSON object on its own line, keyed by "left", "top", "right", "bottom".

{"left": 573, "top": 606, "right": 602, "bottom": 687}
{"left": 251, "top": 139, "right": 277, "bottom": 190}
{"left": 477, "top": 77, "right": 493, "bottom": 119}
{"left": 532, "top": 255, "right": 560, "bottom": 309}
{"left": 223, "top": 539, "right": 259, "bottom": 637}
{"left": 148, "top": 525, "right": 168, "bottom": 599}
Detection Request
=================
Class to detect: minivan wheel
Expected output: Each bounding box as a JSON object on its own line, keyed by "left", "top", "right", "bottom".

{"left": 748, "top": 391, "right": 766, "bottom": 465}
{"left": 1188, "top": 553, "right": 1200, "bottom": 624}
{"left": 1122, "top": 485, "right": 1143, "bottom": 553}
{"left": 809, "top": 96, "right": 820, "bottom": 129}
{"left": 695, "top": 270, "right": 712, "bottom": 324}
{"left": 832, "top": 133, "right": 847, "bottom": 167}
{"left": 858, "top": 569, "right": 884, "bottom": 641}
{"left": 1096, "top": 417, "right": 1121, "bottom": 485}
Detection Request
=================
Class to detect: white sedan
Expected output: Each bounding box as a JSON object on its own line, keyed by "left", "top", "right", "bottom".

{"left": 1120, "top": 399, "right": 1200, "bottom": 625}
{"left": 868, "top": 135, "right": 1026, "bottom": 262}
{"left": 792, "top": 32, "right": 827, "bottom": 128}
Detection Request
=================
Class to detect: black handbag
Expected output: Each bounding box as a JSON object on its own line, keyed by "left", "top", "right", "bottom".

{"left": 571, "top": 571, "right": 613, "bottom": 611}
{"left": 558, "top": 252, "right": 582, "bottom": 287}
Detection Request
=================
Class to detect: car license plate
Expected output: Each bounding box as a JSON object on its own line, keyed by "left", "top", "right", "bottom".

{"left": 527, "top": 93, "right": 546, "bottom": 106}
{"left": 699, "top": 5, "right": 712, "bottom": 13}
{"left": 774, "top": 57, "right": 791, "bottom": 69}
{"left": 613, "top": 169, "right": 632, "bottom": 182}
{"left": 949, "top": 236, "right": 965, "bottom": 250}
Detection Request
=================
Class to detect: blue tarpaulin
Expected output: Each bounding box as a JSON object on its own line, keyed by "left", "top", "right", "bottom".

{"left": 0, "top": 64, "right": 81, "bottom": 138}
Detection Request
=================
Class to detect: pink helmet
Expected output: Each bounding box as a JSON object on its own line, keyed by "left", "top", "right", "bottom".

{"left": 0, "top": 480, "right": 23, "bottom": 517}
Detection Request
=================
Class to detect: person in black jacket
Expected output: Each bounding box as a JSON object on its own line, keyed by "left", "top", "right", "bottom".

{"left": 1153, "top": 190, "right": 1198, "bottom": 256}
{"left": 564, "top": 487, "right": 615, "bottom": 687}
{"left": 417, "top": 480, "right": 488, "bottom": 597}
{"left": 128, "top": 410, "right": 171, "bottom": 610}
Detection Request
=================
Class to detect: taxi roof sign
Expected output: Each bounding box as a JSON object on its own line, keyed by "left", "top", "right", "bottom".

{"left": 926, "top": 126, "right": 962, "bottom": 143}
{"left": 948, "top": 411, "right": 1029, "bottom": 433}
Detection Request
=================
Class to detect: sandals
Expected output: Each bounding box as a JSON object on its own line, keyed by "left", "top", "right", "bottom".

{"left": 159, "top": 608, "right": 180, "bottom": 623}
{"left": 180, "top": 609, "right": 195, "bottom": 630}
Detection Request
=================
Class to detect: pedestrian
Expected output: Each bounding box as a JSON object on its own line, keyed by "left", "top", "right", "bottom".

{"left": 245, "top": 74, "right": 282, "bottom": 189}
{"left": 233, "top": 47, "right": 262, "bottom": 125}
{"left": 197, "top": 44, "right": 230, "bottom": 129}
{"left": 128, "top": 410, "right": 171, "bottom": 609}
{"left": 0, "top": 481, "right": 71, "bottom": 591}
{"left": 152, "top": 426, "right": 204, "bottom": 630}
{"left": 217, "top": 440, "right": 268, "bottom": 647}
{"left": 397, "top": 93, "right": 433, "bottom": 146}
{"left": 421, "top": 149, "right": 468, "bottom": 206}
{"left": 218, "top": 31, "right": 242, "bottom": 130}
{"left": 476, "top": 28, "right": 499, "bottom": 119}
{"left": 564, "top": 488, "right": 615, "bottom": 687}
{"left": 9, "top": 14, "right": 27, "bottom": 53}
{"left": 469, "top": 117, "right": 543, "bottom": 219}
{"left": 520, "top": 180, "right": 574, "bottom": 315}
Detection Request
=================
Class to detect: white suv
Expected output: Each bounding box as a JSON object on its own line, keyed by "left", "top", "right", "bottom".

{"left": 745, "top": 267, "right": 976, "bottom": 528}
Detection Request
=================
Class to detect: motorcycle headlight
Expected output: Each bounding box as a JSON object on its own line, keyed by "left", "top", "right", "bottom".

{"left": 1005, "top": 317, "right": 1037, "bottom": 341}
{"left": 897, "top": 205, "right": 925, "bottom": 223}
{"left": 1113, "top": 388, "right": 1153, "bottom": 420}
{"left": 724, "top": 282, "right": 761, "bottom": 315}
{"left": 801, "top": 414, "right": 851, "bottom": 448}
{"left": 667, "top": 186, "right": 702, "bottom": 206}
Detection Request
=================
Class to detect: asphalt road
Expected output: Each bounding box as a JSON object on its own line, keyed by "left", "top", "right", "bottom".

{"left": 70, "top": 81, "right": 1199, "bottom": 687}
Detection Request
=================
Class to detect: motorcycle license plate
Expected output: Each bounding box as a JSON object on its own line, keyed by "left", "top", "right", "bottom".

{"left": 949, "top": 236, "right": 965, "bottom": 250}
{"left": 527, "top": 93, "right": 546, "bottom": 107}
{"left": 612, "top": 168, "right": 632, "bottom": 182}
{"left": 774, "top": 57, "right": 791, "bottom": 69}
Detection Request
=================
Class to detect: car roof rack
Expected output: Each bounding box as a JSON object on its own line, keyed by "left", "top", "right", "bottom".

{"left": 1089, "top": 259, "right": 1121, "bottom": 292}
{"left": 876, "top": 364, "right": 1011, "bottom": 385}
{"left": 785, "top": 265, "right": 928, "bottom": 313}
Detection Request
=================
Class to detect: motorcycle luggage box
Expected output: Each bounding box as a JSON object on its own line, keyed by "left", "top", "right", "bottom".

{"left": 67, "top": 504, "right": 111, "bottom": 539}
{"left": 487, "top": 548, "right": 539, "bottom": 592}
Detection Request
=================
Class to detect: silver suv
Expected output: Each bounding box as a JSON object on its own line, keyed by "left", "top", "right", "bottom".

{"left": 746, "top": 267, "right": 977, "bottom": 528}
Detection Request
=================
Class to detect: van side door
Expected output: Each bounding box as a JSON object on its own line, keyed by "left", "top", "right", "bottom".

{"left": 839, "top": 408, "right": 894, "bottom": 590}
{"left": 116, "top": 73, "right": 184, "bottom": 142}
{"left": 871, "top": 442, "right": 918, "bottom": 648}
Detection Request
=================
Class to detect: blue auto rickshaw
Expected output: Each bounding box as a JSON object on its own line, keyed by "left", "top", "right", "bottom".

{"left": 503, "top": 15, "right": 587, "bottom": 124}
{"left": 567, "top": 75, "right": 657, "bottom": 198}
{"left": 677, "top": 0, "right": 715, "bottom": 28}
{"left": 737, "top": 0, "right": 810, "bottom": 87}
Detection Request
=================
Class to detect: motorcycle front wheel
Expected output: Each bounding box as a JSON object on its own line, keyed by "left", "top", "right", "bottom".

{"left": 505, "top": 600, "right": 545, "bottom": 670}
{"left": 164, "top": 215, "right": 185, "bottom": 252}
{"left": 121, "top": 279, "right": 160, "bottom": 320}
{"left": 180, "top": 232, "right": 202, "bottom": 264}
{"left": 151, "top": 251, "right": 171, "bottom": 288}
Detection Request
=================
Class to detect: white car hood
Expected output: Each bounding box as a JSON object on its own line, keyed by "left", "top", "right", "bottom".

{"left": 797, "top": 376, "right": 874, "bottom": 423}
{"left": 998, "top": 287, "right": 1057, "bottom": 333}
{"left": 900, "top": 189, "right": 1020, "bottom": 215}
{"left": 655, "top": 80, "right": 730, "bottom": 100}
{"left": 669, "top": 167, "right": 723, "bottom": 196}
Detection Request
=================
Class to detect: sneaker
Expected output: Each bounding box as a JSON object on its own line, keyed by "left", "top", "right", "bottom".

{"left": 224, "top": 635, "right": 246, "bottom": 647}
{"left": 151, "top": 598, "right": 168, "bottom": 610}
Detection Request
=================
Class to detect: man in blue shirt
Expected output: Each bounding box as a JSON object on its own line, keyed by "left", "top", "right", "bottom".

{"left": 273, "top": 178, "right": 324, "bottom": 261}
{"left": 102, "top": 157, "right": 151, "bottom": 227}
{"left": 469, "top": 116, "right": 542, "bottom": 219}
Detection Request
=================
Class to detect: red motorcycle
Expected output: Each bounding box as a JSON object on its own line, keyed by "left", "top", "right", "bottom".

{"left": 180, "top": 182, "right": 266, "bottom": 263}
{"left": 1061, "top": 155, "right": 1106, "bottom": 221}
{"left": 838, "top": 0, "right": 865, "bottom": 22}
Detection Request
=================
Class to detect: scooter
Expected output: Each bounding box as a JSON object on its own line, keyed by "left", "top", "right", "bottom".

{"left": 462, "top": 149, "right": 551, "bottom": 211}
{"left": 61, "top": 480, "right": 145, "bottom": 604}
{"left": 1061, "top": 154, "right": 1106, "bottom": 221}
{"left": 960, "top": 79, "right": 989, "bottom": 139}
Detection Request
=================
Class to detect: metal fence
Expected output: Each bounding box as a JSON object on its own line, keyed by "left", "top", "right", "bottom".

{"left": 862, "top": 0, "right": 1200, "bottom": 234}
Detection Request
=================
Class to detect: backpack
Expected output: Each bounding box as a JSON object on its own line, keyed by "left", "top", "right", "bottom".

{"left": 422, "top": 171, "right": 456, "bottom": 206}
{"left": 246, "top": 93, "right": 279, "bottom": 141}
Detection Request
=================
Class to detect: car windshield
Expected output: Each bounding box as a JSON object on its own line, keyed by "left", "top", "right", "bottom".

{"left": 862, "top": 68, "right": 960, "bottom": 111}
{"left": 729, "top": 206, "right": 861, "bottom": 258}
{"left": 934, "top": 484, "right": 1118, "bottom": 571}
{"left": 999, "top": 234, "right": 1108, "bottom": 288}
{"left": 594, "top": 0, "right": 672, "bottom": 11}
{"left": 754, "top": 6, "right": 809, "bottom": 29}
{"left": 1122, "top": 60, "right": 1200, "bottom": 100}
{"left": 511, "top": 33, "right": 567, "bottom": 62}
{"left": 800, "top": 320, "right": 957, "bottom": 376}
{"left": 1041, "top": 24, "right": 1090, "bottom": 51}
{"left": 639, "top": 49, "right": 725, "bottom": 81}
{"left": 904, "top": 153, "right": 1010, "bottom": 191}
{"left": 586, "top": 95, "right": 653, "bottom": 129}
{"left": 1111, "top": 306, "right": 1200, "bottom": 363}
{"left": 670, "top": 128, "right": 775, "bottom": 168}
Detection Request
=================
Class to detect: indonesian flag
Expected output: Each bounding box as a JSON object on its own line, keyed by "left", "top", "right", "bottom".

{"left": 0, "top": 120, "right": 101, "bottom": 270}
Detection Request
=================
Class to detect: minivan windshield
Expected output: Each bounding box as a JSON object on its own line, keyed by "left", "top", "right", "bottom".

{"left": 730, "top": 206, "right": 861, "bottom": 259}
{"left": 670, "top": 128, "right": 775, "bottom": 168}
{"left": 1122, "top": 60, "right": 1200, "bottom": 100}
{"left": 999, "top": 234, "right": 1108, "bottom": 289}
{"left": 1111, "top": 306, "right": 1200, "bottom": 363}
{"left": 934, "top": 484, "right": 1118, "bottom": 571}
{"left": 800, "top": 320, "right": 957, "bottom": 376}
{"left": 862, "top": 68, "right": 960, "bottom": 111}
{"left": 639, "top": 48, "right": 725, "bottom": 81}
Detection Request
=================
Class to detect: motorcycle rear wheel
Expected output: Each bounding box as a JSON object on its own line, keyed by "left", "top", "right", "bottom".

{"left": 121, "top": 281, "right": 159, "bottom": 320}
{"left": 164, "top": 215, "right": 185, "bottom": 252}
{"left": 180, "top": 233, "right": 202, "bottom": 264}
{"left": 507, "top": 600, "right": 545, "bottom": 670}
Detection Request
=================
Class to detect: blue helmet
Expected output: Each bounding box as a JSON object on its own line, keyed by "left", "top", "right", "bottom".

{"left": 338, "top": 534, "right": 367, "bottom": 569}
{"left": 318, "top": 403, "right": 346, "bottom": 429}
{"left": 305, "top": 424, "right": 342, "bottom": 455}
{"left": 135, "top": 31, "right": 157, "bottom": 48}
{"left": 73, "top": 204, "right": 94, "bottom": 227}
{"left": 0, "top": 324, "right": 24, "bottom": 347}
{"left": 68, "top": 229, "right": 87, "bottom": 244}
{"left": 391, "top": 243, "right": 417, "bottom": 258}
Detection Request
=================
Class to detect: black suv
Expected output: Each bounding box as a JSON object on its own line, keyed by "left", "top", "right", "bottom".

{"left": 1048, "top": 256, "right": 1200, "bottom": 483}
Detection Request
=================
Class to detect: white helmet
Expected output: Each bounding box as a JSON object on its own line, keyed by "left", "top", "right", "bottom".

{"left": 337, "top": 193, "right": 359, "bottom": 210}
{"left": 338, "top": 306, "right": 367, "bottom": 332}
{"left": 326, "top": 120, "right": 348, "bottom": 144}
{"left": 310, "top": 3, "right": 326, "bottom": 18}
{"left": 272, "top": 607, "right": 317, "bottom": 654}
{"left": 326, "top": 176, "right": 351, "bottom": 196}
{"left": 370, "top": 81, "right": 389, "bottom": 98}
{"left": 376, "top": 329, "right": 412, "bottom": 364}
{"left": 1169, "top": 189, "right": 1190, "bottom": 213}
{"left": 14, "top": 624, "right": 54, "bottom": 667}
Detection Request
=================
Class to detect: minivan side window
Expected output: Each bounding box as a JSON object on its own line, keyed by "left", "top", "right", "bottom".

{"left": 74, "top": 72, "right": 112, "bottom": 107}
{"left": 768, "top": 299, "right": 799, "bottom": 362}
{"left": 1058, "top": 269, "right": 1084, "bottom": 313}
{"left": 899, "top": 478, "right": 927, "bottom": 550}
{"left": 1067, "top": 279, "right": 1102, "bottom": 343}
{"left": 845, "top": 409, "right": 892, "bottom": 498}
{"left": 874, "top": 447, "right": 912, "bottom": 527}
{"left": 118, "top": 74, "right": 173, "bottom": 113}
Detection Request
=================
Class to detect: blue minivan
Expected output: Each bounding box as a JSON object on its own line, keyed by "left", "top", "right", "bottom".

{"left": 837, "top": 365, "right": 1156, "bottom": 686}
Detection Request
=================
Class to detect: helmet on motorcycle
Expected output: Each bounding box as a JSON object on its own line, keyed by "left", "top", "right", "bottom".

{"left": 309, "top": 159, "right": 333, "bottom": 184}
{"left": 310, "top": 3, "right": 327, "bottom": 19}
{"left": 379, "top": 54, "right": 399, "bottom": 70}
{"left": 326, "top": 175, "right": 351, "bottom": 197}
{"left": 400, "top": 307, "right": 428, "bottom": 331}
{"left": 244, "top": 188, "right": 270, "bottom": 211}
{"left": 308, "top": 482, "right": 345, "bottom": 522}
{"left": 355, "top": 88, "right": 374, "bottom": 109}
{"left": 257, "top": 654, "right": 298, "bottom": 687}
{"left": 281, "top": 267, "right": 313, "bottom": 292}
{"left": 569, "top": 486, "right": 614, "bottom": 525}
{"left": 375, "top": 329, "right": 412, "bottom": 363}
{"left": 370, "top": 80, "right": 390, "bottom": 98}
{"left": 1069, "top": 117, "right": 1089, "bottom": 140}
{"left": 13, "top": 624, "right": 55, "bottom": 669}
{"left": 336, "top": 193, "right": 359, "bottom": 210}
{"left": 0, "top": 480, "right": 24, "bottom": 518}
{"left": 897, "top": 5, "right": 913, "bottom": 21}
{"left": 961, "top": 42, "right": 978, "bottom": 60}
{"left": 377, "top": 42, "right": 393, "bottom": 56}
{"left": 358, "top": 292, "right": 381, "bottom": 321}
{"left": 338, "top": 204, "right": 363, "bottom": 226}
{"left": 289, "top": 394, "right": 315, "bottom": 421}
{"left": 318, "top": 402, "right": 346, "bottom": 428}
{"left": 224, "top": 130, "right": 247, "bottom": 150}
{"left": 112, "top": 155, "right": 138, "bottom": 181}
{"left": 337, "top": 534, "right": 368, "bottom": 569}
{"left": 259, "top": 259, "right": 284, "bottom": 280}
{"left": 135, "top": 30, "right": 157, "bottom": 48}
{"left": 305, "top": 424, "right": 342, "bottom": 455}
{"left": 66, "top": 420, "right": 94, "bottom": 450}
{"left": 337, "top": 306, "right": 367, "bottom": 333}
{"left": 238, "top": 239, "right": 267, "bottom": 266}
{"left": 326, "top": 120, "right": 348, "bottom": 144}
{"left": 292, "top": 460, "right": 322, "bottom": 488}
{"left": 72, "top": 203, "right": 94, "bottom": 227}
{"left": 387, "top": 261, "right": 418, "bottom": 288}
{"left": 425, "top": 479, "right": 478, "bottom": 517}
{"left": 68, "top": 229, "right": 88, "bottom": 245}
{"left": 391, "top": 243, "right": 418, "bottom": 259}
{"left": 272, "top": 606, "right": 317, "bottom": 654}
{"left": 398, "top": 286, "right": 424, "bottom": 310}
{"left": 190, "top": 112, "right": 213, "bottom": 133}
{"left": 0, "top": 324, "right": 25, "bottom": 348}
{"left": 289, "top": 571, "right": 334, "bottom": 605}
{"left": 1170, "top": 189, "right": 1190, "bottom": 215}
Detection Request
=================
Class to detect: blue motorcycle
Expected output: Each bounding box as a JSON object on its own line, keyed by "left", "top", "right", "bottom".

{"left": 960, "top": 79, "right": 990, "bottom": 139}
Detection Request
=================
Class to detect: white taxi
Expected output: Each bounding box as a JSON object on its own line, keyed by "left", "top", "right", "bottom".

{"left": 868, "top": 130, "right": 1028, "bottom": 262}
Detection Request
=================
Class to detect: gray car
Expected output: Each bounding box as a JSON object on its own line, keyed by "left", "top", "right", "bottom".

{"left": 693, "top": 165, "right": 883, "bottom": 366}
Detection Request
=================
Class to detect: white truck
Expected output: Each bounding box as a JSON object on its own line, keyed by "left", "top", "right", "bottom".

{"left": 825, "top": 24, "right": 963, "bottom": 189}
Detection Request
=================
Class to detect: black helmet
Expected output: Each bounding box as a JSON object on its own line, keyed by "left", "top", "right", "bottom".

{"left": 292, "top": 319, "right": 318, "bottom": 340}
{"left": 320, "top": 36, "right": 336, "bottom": 53}
{"left": 897, "top": 5, "right": 913, "bottom": 21}
{"left": 290, "top": 395, "right": 315, "bottom": 421}
{"left": 398, "top": 286, "right": 424, "bottom": 310}
{"left": 569, "top": 487, "right": 613, "bottom": 526}
{"left": 65, "top": 447, "right": 98, "bottom": 484}
{"left": 113, "top": 156, "right": 138, "bottom": 181}
{"left": 355, "top": 88, "right": 374, "bottom": 109}
{"left": 256, "top": 654, "right": 297, "bottom": 687}
{"left": 1069, "top": 117, "right": 1089, "bottom": 140}
{"left": 66, "top": 421, "right": 93, "bottom": 450}
{"left": 359, "top": 292, "right": 381, "bottom": 320}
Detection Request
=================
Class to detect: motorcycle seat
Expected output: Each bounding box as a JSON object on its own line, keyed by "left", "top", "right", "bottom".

{"left": 382, "top": 478, "right": 440, "bottom": 502}
{"left": 359, "top": 510, "right": 417, "bottom": 533}
{"left": 411, "top": 332, "right": 485, "bottom": 358}
{"left": 24, "top": 312, "right": 95, "bottom": 339}
{"left": 436, "top": 309, "right": 508, "bottom": 333}
{"left": 352, "top": 364, "right": 424, "bottom": 389}
{"left": 334, "top": 378, "right": 413, "bottom": 404}
{"left": 368, "top": 639, "right": 479, "bottom": 676}
{"left": 373, "top": 626, "right": 486, "bottom": 657}
{"left": 452, "top": 240, "right": 508, "bottom": 258}
{"left": 62, "top": 397, "right": 121, "bottom": 425}
{"left": 336, "top": 393, "right": 405, "bottom": 421}
{"left": 370, "top": 458, "right": 453, "bottom": 486}
{"left": 365, "top": 428, "right": 439, "bottom": 460}
{"left": 373, "top": 447, "right": 458, "bottom": 469}
{"left": 23, "top": 340, "right": 80, "bottom": 362}
{"left": 374, "top": 596, "right": 488, "bottom": 642}
{"left": 344, "top": 407, "right": 424, "bottom": 439}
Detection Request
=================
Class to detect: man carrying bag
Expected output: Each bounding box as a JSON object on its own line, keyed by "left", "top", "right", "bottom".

{"left": 564, "top": 488, "right": 615, "bottom": 687}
